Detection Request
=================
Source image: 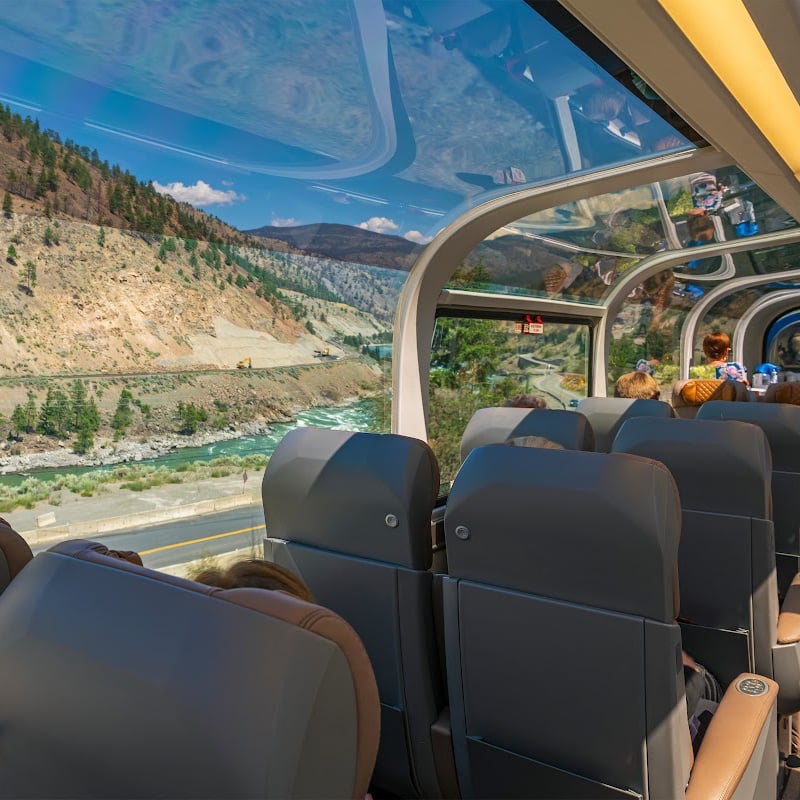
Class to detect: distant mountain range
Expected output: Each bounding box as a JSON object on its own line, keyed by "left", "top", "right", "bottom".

{"left": 246, "top": 223, "right": 423, "bottom": 271}
{"left": 247, "top": 221, "right": 585, "bottom": 294}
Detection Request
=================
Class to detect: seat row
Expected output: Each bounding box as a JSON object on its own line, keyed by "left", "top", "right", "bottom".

{"left": 261, "top": 423, "right": 787, "bottom": 799}
{"left": 467, "top": 397, "right": 800, "bottom": 595}
{"left": 1, "top": 398, "right": 799, "bottom": 797}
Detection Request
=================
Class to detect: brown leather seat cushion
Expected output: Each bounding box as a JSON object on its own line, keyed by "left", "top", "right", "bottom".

{"left": 680, "top": 379, "right": 736, "bottom": 406}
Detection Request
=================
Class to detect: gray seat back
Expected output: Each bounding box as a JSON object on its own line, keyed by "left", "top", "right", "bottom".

{"left": 612, "top": 416, "right": 777, "bottom": 684}
{"left": 460, "top": 407, "right": 594, "bottom": 462}
{"left": 262, "top": 427, "right": 444, "bottom": 799}
{"left": 443, "top": 445, "right": 689, "bottom": 799}
{"left": 0, "top": 518, "right": 32, "bottom": 595}
{"left": 697, "top": 401, "right": 800, "bottom": 596}
{"left": 0, "top": 539, "right": 380, "bottom": 799}
{"left": 576, "top": 396, "right": 674, "bottom": 452}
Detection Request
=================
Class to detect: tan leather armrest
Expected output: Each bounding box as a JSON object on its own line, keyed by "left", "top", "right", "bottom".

{"left": 686, "top": 673, "right": 777, "bottom": 800}
{"left": 778, "top": 573, "right": 800, "bottom": 643}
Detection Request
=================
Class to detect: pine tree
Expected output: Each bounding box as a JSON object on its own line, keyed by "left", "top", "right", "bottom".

{"left": 69, "top": 379, "right": 87, "bottom": 430}
{"left": 73, "top": 419, "right": 94, "bottom": 454}
{"left": 39, "top": 387, "right": 69, "bottom": 437}
{"left": 6, "top": 244, "right": 17, "bottom": 264}
{"left": 2, "top": 191, "right": 12, "bottom": 217}
{"left": 10, "top": 404, "right": 27, "bottom": 438}
{"left": 20, "top": 260, "right": 36, "bottom": 294}
{"left": 24, "top": 391, "right": 37, "bottom": 432}
{"left": 111, "top": 389, "right": 134, "bottom": 439}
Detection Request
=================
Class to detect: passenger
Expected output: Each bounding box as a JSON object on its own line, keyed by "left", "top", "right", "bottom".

{"left": 503, "top": 393, "right": 547, "bottom": 409}
{"left": 685, "top": 213, "right": 721, "bottom": 273}
{"left": 614, "top": 370, "right": 660, "bottom": 400}
{"left": 700, "top": 331, "right": 748, "bottom": 384}
{"left": 193, "top": 558, "right": 315, "bottom": 603}
{"left": 86, "top": 542, "right": 144, "bottom": 565}
{"left": 506, "top": 435, "right": 563, "bottom": 449}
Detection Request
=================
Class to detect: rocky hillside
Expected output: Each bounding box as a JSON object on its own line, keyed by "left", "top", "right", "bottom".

{"left": 0, "top": 213, "right": 390, "bottom": 377}
{"left": 0, "top": 108, "right": 391, "bottom": 462}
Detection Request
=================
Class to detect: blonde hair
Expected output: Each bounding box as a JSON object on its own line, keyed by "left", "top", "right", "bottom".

{"left": 614, "top": 371, "right": 660, "bottom": 400}
{"left": 506, "top": 435, "right": 564, "bottom": 449}
{"left": 194, "top": 559, "right": 315, "bottom": 603}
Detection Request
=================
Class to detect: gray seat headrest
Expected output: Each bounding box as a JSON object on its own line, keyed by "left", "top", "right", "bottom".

{"left": 696, "top": 401, "right": 800, "bottom": 472}
{"left": 577, "top": 397, "right": 674, "bottom": 451}
{"left": 445, "top": 446, "right": 680, "bottom": 622}
{"left": 460, "top": 407, "right": 595, "bottom": 462}
{"left": 0, "top": 539, "right": 380, "bottom": 799}
{"left": 262, "top": 427, "right": 438, "bottom": 570}
{"left": 612, "top": 417, "right": 772, "bottom": 519}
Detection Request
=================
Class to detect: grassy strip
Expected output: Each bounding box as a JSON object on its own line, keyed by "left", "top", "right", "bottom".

{"left": 0, "top": 454, "right": 268, "bottom": 512}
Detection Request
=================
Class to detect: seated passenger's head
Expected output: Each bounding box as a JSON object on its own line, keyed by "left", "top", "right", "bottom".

{"left": 702, "top": 331, "right": 731, "bottom": 362}
{"left": 686, "top": 213, "right": 716, "bottom": 242}
{"left": 583, "top": 87, "right": 626, "bottom": 122}
{"left": 194, "top": 559, "right": 315, "bottom": 603}
{"left": 503, "top": 394, "right": 547, "bottom": 409}
{"left": 614, "top": 371, "right": 660, "bottom": 400}
{"left": 506, "top": 435, "right": 564, "bottom": 449}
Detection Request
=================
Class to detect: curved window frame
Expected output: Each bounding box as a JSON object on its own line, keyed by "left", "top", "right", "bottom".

{"left": 392, "top": 144, "right": 800, "bottom": 439}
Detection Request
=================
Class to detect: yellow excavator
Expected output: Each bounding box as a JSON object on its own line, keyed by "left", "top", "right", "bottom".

{"left": 236, "top": 357, "right": 252, "bottom": 369}
{"left": 313, "top": 348, "right": 330, "bottom": 358}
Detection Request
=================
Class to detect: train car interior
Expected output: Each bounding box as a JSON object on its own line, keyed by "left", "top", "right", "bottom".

{"left": 0, "top": 0, "right": 799, "bottom": 797}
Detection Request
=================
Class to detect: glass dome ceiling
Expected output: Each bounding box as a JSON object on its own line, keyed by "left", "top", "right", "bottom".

{"left": 0, "top": 0, "right": 694, "bottom": 246}
{"left": 451, "top": 163, "right": 799, "bottom": 305}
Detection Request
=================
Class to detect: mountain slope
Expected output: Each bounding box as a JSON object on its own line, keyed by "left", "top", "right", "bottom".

{"left": 246, "top": 222, "right": 422, "bottom": 270}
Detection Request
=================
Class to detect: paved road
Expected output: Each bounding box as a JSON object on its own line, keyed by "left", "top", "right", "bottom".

{"left": 33, "top": 506, "right": 267, "bottom": 569}
{"left": 531, "top": 372, "right": 581, "bottom": 409}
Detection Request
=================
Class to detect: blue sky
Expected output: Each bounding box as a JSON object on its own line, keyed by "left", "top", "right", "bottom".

{"left": 0, "top": 1, "right": 690, "bottom": 246}
{"left": 0, "top": 50, "right": 441, "bottom": 242}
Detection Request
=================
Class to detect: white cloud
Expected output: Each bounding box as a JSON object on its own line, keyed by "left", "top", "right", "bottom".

{"left": 358, "top": 216, "right": 399, "bottom": 234}
{"left": 404, "top": 230, "right": 432, "bottom": 244}
{"left": 271, "top": 215, "right": 299, "bottom": 227}
{"left": 152, "top": 180, "right": 244, "bottom": 207}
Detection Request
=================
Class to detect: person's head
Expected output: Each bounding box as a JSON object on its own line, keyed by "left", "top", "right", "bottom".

{"left": 193, "top": 559, "right": 315, "bottom": 603}
{"left": 503, "top": 394, "right": 547, "bottom": 409}
{"left": 614, "top": 371, "right": 660, "bottom": 400}
{"left": 686, "top": 213, "right": 715, "bottom": 242}
{"left": 702, "top": 331, "right": 731, "bottom": 362}
{"left": 506, "top": 435, "right": 564, "bottom": 449}
{"left": 583, "top": 87, "right": 625, "bottom": 122}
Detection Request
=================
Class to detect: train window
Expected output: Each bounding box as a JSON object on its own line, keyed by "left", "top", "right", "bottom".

{"left": 428, "top": 312, "right": 590, "bottom": 484}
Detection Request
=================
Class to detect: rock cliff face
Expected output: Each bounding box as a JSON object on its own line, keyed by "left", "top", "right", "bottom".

{"left": 0, "top": 214, "right": 386, "bottom": 376}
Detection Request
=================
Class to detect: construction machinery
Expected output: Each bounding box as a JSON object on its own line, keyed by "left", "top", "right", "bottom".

{"left": 236, "top": 357, "right": 252, "bottom": 369}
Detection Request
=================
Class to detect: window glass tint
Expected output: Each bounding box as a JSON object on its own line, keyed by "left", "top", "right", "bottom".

{"left": 428, "top": 313, "right": 589, "bottom": 485}
{"left": 455, "top": 164, "right": 798, "bottom": 306}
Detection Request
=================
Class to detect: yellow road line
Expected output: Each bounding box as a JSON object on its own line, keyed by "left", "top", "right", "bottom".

{"left": 139, "top": 524, "right": 265, "bottom": 556}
